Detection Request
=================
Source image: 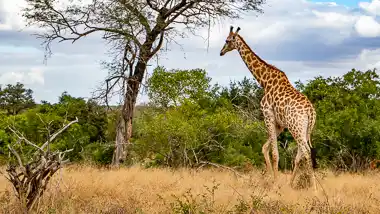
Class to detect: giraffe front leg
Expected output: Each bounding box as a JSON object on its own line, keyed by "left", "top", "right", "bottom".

{"left": 271, "top": 138, "right": 279, "bottom": 179}
{"left": 262, "top": 115, "right": 277, "bottom": 178}
{"left": 262, "top": 140, "right": 273, "bottom": 176}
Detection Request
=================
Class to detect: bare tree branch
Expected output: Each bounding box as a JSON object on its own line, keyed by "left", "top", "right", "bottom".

{"left": 7, "top": 126, "right": 44, "bottom": 153}
{"left": 40, "top": 116, "right": 78, "bottom": 150}
{"left": 2, "top": 117, "right": 79, "bottom": 211}
{"left": 7, "top": 143, "right": 24, "bottom": 169}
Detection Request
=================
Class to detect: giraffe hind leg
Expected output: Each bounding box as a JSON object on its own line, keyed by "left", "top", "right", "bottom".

{"left": 290, "top": 140, "right": 317, "bottom": 190}
{"left": 271, "top": 125, "right": 284, "bottom": 179}
{"left": 262, "top": 138, "right": 273, "bottom": 177}
{"left": 290, "top": 146, "right": 303, "bottom": 186}
{"left": 288, "top": 118, "right": 317, "bottom": 191}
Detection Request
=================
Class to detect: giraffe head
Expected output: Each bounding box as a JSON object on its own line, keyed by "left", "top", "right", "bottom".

{"left": 220, "top": 26, "right": 241, "bottom": 56}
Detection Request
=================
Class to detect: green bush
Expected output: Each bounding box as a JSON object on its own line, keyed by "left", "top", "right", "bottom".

{"left": 82, "top": 142, "right": 114, "bottom": 165}
{"left": 133, "top": 100, "right": 266, "bottom": 168}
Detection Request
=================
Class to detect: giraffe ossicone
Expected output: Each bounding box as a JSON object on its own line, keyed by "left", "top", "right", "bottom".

{"left": 219, "top": 26, "right": 318, "bottom": 191}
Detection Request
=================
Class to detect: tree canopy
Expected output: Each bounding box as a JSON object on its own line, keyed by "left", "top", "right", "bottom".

{"left": 0, "top": 82, "right": 35, "bottom": 115}
{"left": 147, "top": 66, "right": 211, "bottom": 108}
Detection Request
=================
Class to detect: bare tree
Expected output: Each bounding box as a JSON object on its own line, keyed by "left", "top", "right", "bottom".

{"left": 2, "top": 117, "right": 78, "bottom": 212}
{"left": 22, "top": 0, "right": 266, "bottom": 166}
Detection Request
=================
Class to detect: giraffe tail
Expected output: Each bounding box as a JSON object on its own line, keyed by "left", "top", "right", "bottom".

{"left": 310, "top": 138, "right": 318, "bottom": 169}
{"left": 307, "top": 111, "right": 318, "bottom": 169}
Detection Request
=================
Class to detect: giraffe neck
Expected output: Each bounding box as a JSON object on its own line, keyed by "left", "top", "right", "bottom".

{"left": 235, "top": 35, "right": 290, "bottom": 91}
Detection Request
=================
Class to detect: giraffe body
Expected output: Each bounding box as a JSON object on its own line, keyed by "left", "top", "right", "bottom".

{"left": 220, "top": 26, "right": 317, "bottom": 190}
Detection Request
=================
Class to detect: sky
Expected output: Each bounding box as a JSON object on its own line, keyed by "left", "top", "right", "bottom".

{"left": 1, "top": 0, "right": 380, "bottom": 105}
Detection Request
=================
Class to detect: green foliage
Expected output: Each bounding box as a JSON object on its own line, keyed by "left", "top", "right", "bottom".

{"left": 0, "top": 89, "right": 110, "bottom": 164}
{"left": 1, "top": 67, "right": 380, "bottom": 172}
{"left": 297, "top": 68, "right": 380, "bottom": 171}
{"left": 82, "top": 142, "right": 114, "bottom": 165}
{"left": 218, "top": 76, "right": 264, "bottom": 120}
{"left": 133, "top": 100, "right": 266, "bottom": 167}
{"left": 0, "top": 82, "right": 35, "bottom": 115}
{"left": 139, "top": 67, "right": 267, "bottom": 167}
{"left": 147, "top": 66, "right": 212, "bottom": 108}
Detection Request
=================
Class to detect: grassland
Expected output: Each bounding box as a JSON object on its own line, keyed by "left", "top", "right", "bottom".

{"left": 0, "top": 165, "right": 379, "bottom": 213}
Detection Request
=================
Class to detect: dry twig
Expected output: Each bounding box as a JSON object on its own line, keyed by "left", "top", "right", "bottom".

{"left": 197, "top": 161, "right": 245, "bottom": 178}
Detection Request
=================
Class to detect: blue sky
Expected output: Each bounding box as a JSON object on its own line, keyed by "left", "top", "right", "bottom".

{"left": 1, "top": 0, "right": 380, "bottom": 104}
{"left": 310, "top": 0, "right": 369, "bottom": 6}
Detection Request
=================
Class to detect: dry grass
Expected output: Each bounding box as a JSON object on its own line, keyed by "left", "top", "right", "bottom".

{"left": 0, "top": 164, "right": 379, "bottom": 213}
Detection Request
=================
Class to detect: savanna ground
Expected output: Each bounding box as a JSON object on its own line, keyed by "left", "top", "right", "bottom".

{"left": 0, "top": 164, "right": 379, "bottom": 214}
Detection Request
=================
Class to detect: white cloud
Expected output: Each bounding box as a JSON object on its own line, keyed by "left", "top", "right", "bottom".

{"left": 359, "top": 0, "right": 380, "bottom": 16}
{"left": 353, "top": 1, "right": 380, "bottom": 38}
{"left": 355, "top": 15, "right": 380, "bottom": 37}
{"left": 356, "top": 48, "right": 380, "bottom": 69}
{"left": 299, "top": 47, "right": 380, "bottom": 77}
{"left": 0, "top": 67, "right": 45, "bottom": 85}
{"left": 311, "top": 10, "right": 357, "bottom": 28}
{"left": 0, "top": 0, "right": 29, "bottom": 31}
{"left": 314, "top": 2, "right": 338, "bottom": 7}
{"left": 0, "top": 0, "right": 92, "bottom": 32}
{"left": 28, "top": 68, "right": 45, "bottom": 85}
{"left": 193, "top": 0, "right": 362, "bottom": 50}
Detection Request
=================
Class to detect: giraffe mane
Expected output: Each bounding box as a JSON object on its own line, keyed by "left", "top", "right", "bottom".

{"left": 236, "top": 35, "right": 288, "bottom": 77}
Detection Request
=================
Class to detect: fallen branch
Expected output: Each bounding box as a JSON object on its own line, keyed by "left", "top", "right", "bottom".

{"left": 197, "top": 161, "right": 245, "bottom": 178}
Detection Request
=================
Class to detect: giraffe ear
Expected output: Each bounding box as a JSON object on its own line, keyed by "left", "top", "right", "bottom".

{"left": 230, "top": 26, "right": 233, "bottom": 33}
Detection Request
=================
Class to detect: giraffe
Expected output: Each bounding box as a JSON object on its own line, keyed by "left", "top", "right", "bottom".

{"left": 219, "top": 26, "right": 317, "bottom": 190}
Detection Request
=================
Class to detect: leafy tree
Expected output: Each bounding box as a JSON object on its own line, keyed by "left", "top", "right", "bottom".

{"left": 47, "top": 92, "right": 108, "bottom": 145}
{"left": 136, "top": 68, "right": 267, "bottom": 167}
{"left": 0, "top": 82, "right": 35, "bottom": 115}
{"left": 0, "top": 91, "right": 109, "bottom": 162}
{"left": 22, "top": 0, "right": 266, "bottom": 165}
{"left": 133, "top": 100, "right": 266, "bottom": 168}
{"left": 297, "top": 68, "right": 380, "bottom": 171}
{"left": 147, "top": 66, "right": 211, "bottom": 108}
{"left": 218, "top": 77, "right": 264, "bottom": 120}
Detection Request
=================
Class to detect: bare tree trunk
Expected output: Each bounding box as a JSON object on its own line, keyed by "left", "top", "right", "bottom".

{"left": 112, "top": 64, "right": 146, "bottom": 165}
{"left": 111, "top": 24, "right": 163, "bottom": 165}
{"left": 112, "top": 113, "right": 133, "bottom": 165}
{"left": 112, "top": 110, "right": 126, "bottom": 166}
